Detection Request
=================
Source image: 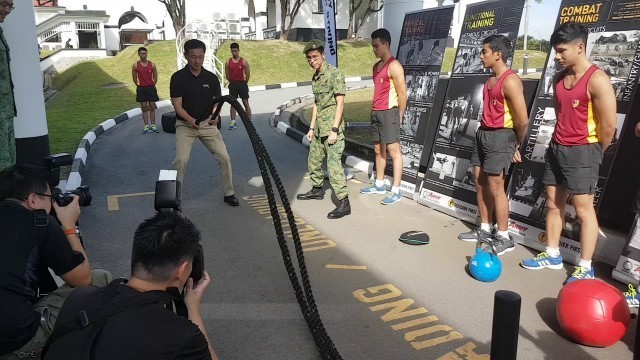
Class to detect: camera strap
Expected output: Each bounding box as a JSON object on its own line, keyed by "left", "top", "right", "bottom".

{"left": 42, "top": 278, "right": 183, "bottom": 359}
{"left": 33, "top": 209, "right": 58, "bottom": 296}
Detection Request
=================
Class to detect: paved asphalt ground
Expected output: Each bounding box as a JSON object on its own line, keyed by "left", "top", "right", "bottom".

{"left": 77, "top": 83, "right": 635, "bottom": 359}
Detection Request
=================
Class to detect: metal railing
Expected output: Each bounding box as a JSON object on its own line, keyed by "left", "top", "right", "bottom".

{"left": 263, "top": 26, "right": 277, "bottom": 40}
{"left": 244, "top": 32, "right": 256, "bottom": 40}
{"left": 175, "top": 23, "right": 225, "bottom": 86}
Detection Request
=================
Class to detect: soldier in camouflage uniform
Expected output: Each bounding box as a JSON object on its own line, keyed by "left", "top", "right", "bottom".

{"left": 296, "top": 39, "right": 351, "bottom": 219}
{"left": 0, "top": 1, "right": 16, "bottom": 170}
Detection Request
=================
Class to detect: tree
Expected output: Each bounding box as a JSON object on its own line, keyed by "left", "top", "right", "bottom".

{"left": 280, "top": 0, "right": 307, "bottom": 40}
{"left": 158, "top": 0, "right": 185, "bottom": 35}
{"left": 348, "top": 0, "right": 383, "bottom": 39}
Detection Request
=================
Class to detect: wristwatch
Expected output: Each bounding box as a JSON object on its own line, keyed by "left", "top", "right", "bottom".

{"left": 331, "top": 127, "right": 339, "bottom": 133}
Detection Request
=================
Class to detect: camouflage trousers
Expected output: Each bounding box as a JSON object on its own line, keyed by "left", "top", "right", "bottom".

{"left": 0, "top": 115, "right": 15, "bottom": 170}
{"left": 308, "top": 136, "right": 348, "bottom": 200}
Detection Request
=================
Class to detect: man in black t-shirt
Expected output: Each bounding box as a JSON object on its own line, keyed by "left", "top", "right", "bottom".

{"left": 170, "top": 39, "right": 238, "bottom": 207}
{"left": 44, "top": 212, "right": 218, "bottom": 360}
{"left": 0, "top": 165, "right": 109, "bottom": 359}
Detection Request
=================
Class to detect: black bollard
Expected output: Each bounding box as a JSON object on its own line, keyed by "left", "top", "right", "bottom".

{"left": 635, "top": 308, "right": 640, "bottom": 360}
{"left": 490, "top": 290, "right": 521, "bottom": 360}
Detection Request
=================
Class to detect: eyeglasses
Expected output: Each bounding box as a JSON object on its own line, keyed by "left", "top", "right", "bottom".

{"left": 0, "top": 2, "right": 15, "bottom": 10}
{"left": 35, "top": 193, "right": 55, "bottom": 204}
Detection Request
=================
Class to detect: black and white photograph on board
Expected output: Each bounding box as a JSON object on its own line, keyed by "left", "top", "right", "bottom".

{"left": 436, "top": 78, "right": 485, "bottom": 148}
{"left": 509, "top": 168, "right": 545, "bottom": 205}
{"left": 587, "top": 30, "right": 640, "bottom": 101}
{"left": 453, "top": 32, "right": 515, "bottom": 74}
{"left": 401, "top": 105, "right": 427, "bottom": 137}
{"left": 401, "top": 140, "right": 423, "bottom": 174}
{"left": 452, "top": 161, "right": 475, "bottom": 191}
{"left": 406, "top": 70, "right": 439, "bottom": 104}
{"left": 529, "top": 107, "right": 557, "bottom": 164}
{"left": 398, "top": 38, "right": 447, "bottom": 66}
{"left": 429, "top": 153, "right": 457, "bottom": 179}
{"left": 539, "top": 49, "right": 564, "bottom": 98}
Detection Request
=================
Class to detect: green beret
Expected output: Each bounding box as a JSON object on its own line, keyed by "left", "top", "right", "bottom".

{"left": 303, "top": 39, "right": 324, "bottom": 54}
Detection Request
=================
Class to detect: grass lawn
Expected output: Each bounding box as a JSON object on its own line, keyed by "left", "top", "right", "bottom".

{"left": 45, "top": 38, "right": 547, "bottom": 155}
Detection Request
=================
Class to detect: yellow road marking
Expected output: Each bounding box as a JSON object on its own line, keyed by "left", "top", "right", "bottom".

{"left": 107, "top": 192, "right": 156, "bottom": 211}
{"left": 325, "top": 264, "right": 367, "bottom": 270}
{"left": 350, "top": 179, "right": 364, "bottom": 184}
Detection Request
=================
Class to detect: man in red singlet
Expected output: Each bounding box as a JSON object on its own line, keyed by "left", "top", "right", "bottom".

{"left": 458, "top": 35, "right": 528, "bottom": 257}
{"left": 521, "top": 23, "right": 617, "bottom": 284}
{"left": 225, "top": 42, "right": 251, "bottom": 130}
{"left": 132, "top": 47, "right": 159, "bottom": 134}
{"left": 360, "top": 28, "right": 407, "bottom": 205}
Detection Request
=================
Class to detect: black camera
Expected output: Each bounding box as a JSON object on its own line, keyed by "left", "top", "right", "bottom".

{"left": 44, "top": 153, "right": 92, "bottom": 207}
{"left": 190, "top": 244, "right": 204, "bottom": 283}
{"left": 52, "top": 185, "right": 92, "bottom": 207}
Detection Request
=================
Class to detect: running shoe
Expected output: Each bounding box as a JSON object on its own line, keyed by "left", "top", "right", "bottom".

{"left": 521, "top": 252, "right": 564, "bottom": 270}
{"left": 458, "top": 228, "right": 492, "bottom": 242}
{"left": 492, "top": 233, "right": 515, "bottom": 255}
{"left": 565, "top": 266, "right": 595, "bottom": 284}
{"left": 142, "top": 125, "right": 150, "bottom": 134}
{"left": 381, "top": 192, "right": 401, "bottom": 205}
{"left": 228, "top": 121, "right": 237, "bottom": 130}
{"left": 360, "top": 184, "right": 386, "bottom": 195}
{"left": 624, "top": 284, "right": 639, "bottom": 308}
{"left": 150, "top": 124, "right": 159, "bottom": 133}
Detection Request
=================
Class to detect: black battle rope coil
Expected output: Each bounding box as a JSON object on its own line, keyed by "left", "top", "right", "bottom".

{"left": 205, "top": 96, "right": 342, "bottom": 359}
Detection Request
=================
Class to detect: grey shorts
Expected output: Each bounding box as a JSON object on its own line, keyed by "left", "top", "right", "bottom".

{"left": 229, "top": 81, "right": 249, "bottom": 99}
{"left": 371, "top": 108, "right": 400, "bottom": 143}
{"left": 542, "top": 140, "right": 603, "bottom": 195}
{"left": 470, "top": 128, "right": 517, "bottom": 175}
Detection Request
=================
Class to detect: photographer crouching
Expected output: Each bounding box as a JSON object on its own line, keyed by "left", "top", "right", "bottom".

{"left": 0, "top": 165, "right": 111, "bottom": 359}
{"left": 42, "top": 212, "right": 219, "bottom": 360}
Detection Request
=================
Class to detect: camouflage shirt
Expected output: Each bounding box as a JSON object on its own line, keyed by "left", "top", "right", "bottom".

{"left": 311, "top": 63, "right": 345, "bottom": 138}
{"left": 0, "top": 26, "right": 15, "bottom": 117}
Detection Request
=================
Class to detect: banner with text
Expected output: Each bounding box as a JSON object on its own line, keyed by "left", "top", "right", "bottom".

{"left": 390, "top": 6, "right": 454, "bottom": 197}
{"left": 417, "top": 0, "right": 525, "bottom": 222}
{"left": 323, "top": 0, "right": 338, "bottom": 67}
{"left": 506, "top": 0, "right": 640, "bottom": 265}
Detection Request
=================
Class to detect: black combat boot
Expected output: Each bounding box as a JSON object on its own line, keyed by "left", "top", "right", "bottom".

{"left": 327, "top": 198, "right": 351, "bottom": 219}
{"left": 296, "top": 187, "right": 324, "bottom": 200}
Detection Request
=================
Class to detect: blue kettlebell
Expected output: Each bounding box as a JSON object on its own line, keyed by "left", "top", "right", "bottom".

{"left": 469, "top": 238, "right": 502, "bottom": 282}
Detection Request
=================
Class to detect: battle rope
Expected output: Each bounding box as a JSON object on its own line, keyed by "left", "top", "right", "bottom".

{"left": 205, "top": 96, "right": 342, "bottom": 359}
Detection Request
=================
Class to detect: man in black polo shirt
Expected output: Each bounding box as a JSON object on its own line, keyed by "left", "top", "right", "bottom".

{"left": 170, "top": 39, "right": 238, "bottom": 206}
{"left": 0, "top": 164, "right": 110, "bottom": 359}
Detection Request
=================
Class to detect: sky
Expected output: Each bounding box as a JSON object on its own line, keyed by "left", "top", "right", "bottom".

{"left": 442, "top": 0, "right": 563, "bottom": 40}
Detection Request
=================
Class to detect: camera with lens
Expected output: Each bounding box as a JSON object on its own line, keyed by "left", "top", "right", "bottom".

{"left": 44, "top": 154, "right": 92, "bottom": 207}
{"left": 153, "top": 169, "right": 204, "bottom": 283}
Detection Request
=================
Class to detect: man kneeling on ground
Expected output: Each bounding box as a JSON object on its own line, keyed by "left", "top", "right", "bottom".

{"left": 43, "top": 212, "right": 219, "bottom": 360}
{"left": 0, "top": 164, "right": 111, "bottom": 359}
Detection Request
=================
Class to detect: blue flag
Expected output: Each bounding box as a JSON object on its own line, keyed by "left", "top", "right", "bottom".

{"left": 323, "top": 0, "right": 338, "bottom": 67}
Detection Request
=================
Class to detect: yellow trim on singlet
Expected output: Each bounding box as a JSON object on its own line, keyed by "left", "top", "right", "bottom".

{"left": 502, "top": 99, "right": 514, "bottom": 129}
{"left": 586, "top": 101, "right": 599, "bottom": 143}
{"left": 388, "top": 78, "right": 398, "bottom": 109}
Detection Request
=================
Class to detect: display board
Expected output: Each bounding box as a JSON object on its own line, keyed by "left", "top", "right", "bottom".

{"left": 390, "top": 6, "right": 455, "bottom": 197}
{"left": 416, "top": 0, "right": 525, "bottom": 221}
{"left": 505, "top": 0, "right": 640, "bottom": 265}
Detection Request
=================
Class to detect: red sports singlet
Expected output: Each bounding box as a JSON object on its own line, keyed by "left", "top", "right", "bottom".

{"left": 553, "top": 65, "right": 600, "bottom": 146}
{"left": 228, "top": 57, "right": 245, "bottom": 82}
{"left": 481, "top": 69, "right": 518, "bottom": 129}
{"left": 372, "top": 57, "right": 399, "bottom": 111}
{"left": 136, "top": 61, "right": 154, "bottom": 87}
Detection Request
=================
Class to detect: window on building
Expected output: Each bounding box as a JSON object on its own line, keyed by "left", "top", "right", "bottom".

{"left": 318, "top": 0, "right": 323, "bottom": 13}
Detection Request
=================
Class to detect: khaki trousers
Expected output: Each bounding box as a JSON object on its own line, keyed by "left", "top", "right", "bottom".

{"left": 173, "top": 120, "right": 234, "bottom": 196}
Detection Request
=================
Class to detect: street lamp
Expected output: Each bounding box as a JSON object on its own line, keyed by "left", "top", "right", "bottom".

{"left": 534, "top": 31, "right": 543, "bottom": 52}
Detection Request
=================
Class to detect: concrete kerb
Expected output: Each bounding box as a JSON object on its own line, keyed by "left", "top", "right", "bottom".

{"left": 63, "top": 77, "right": 375, "bottom": 191}
{"left": 272, "top": 84, "right": 376, "bottom": 177}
